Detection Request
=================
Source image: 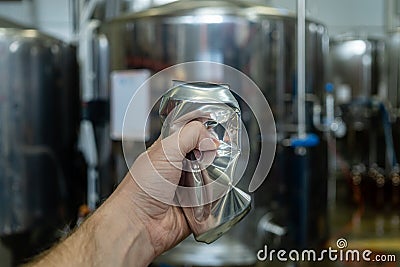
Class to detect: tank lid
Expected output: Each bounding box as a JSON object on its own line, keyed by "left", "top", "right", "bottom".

{"left": 159, "top": 81, "right": 239, "bottom": 116}
{"left": 331, "top": 33, "right": 383, "bottom": 43}
{"left": 0, "top": 28, "right": 63, "bottom": 43}
{"left": 0, "top": 17, "right": 63, "bottom": 42}
{"left": 0, "top": 16, "right": 30, "bottom": 29}
{"left": 110, "top": 0, "right": 294, "bottom": 23}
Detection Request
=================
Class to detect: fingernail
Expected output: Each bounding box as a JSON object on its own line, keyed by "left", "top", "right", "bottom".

{"left": 199, "top": 138, "right": 218, "bottom": 151}
{"left": 211, "top": 137, "right": 220, "bottom": 147}
{"left": 193, "top": 149, "right": 202, "bottom": 159}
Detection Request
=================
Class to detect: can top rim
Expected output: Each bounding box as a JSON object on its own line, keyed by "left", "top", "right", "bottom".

{"left": 159, "top": 81, "right": 240, "bottom": 116}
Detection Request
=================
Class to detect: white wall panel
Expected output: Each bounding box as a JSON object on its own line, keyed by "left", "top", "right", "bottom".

{"left": 0, "top": 0, "right": 72, "bottom": 41}
{"left": 35, "top": 0, "right": 71, "bottom": 40}
{"left": 267, "top": 0, "right": 385, "bottom": 37}
{"left": 0, "top": 1, "right": 34, "bottom": 26}
{"left": 0, "top": 1, "right": 389, "bottom": 43}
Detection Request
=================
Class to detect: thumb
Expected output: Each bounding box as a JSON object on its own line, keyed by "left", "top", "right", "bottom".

{"left": 161, "top": 121, "right": 218, "bottom": 162}
{"left": 128, "top": 121, "right": 219, "bottom": 205}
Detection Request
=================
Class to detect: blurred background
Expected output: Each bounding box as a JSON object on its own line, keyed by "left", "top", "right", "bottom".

{"left": 0, "top": 0, "right": 399, "bottom": 266}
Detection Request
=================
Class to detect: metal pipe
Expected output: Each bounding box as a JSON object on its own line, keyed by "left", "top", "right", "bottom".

{"left": 385, "top": 0, "right": 400, "bottom": 33}
{"left": 78, "top": 0, "right": 103, "bottom": 209}
{"left": 70, "top": 0, "right": 80, "bottom": 36}
{"left": 27, "top": 0, "right": 39, "bottom": 28}
{"left": 79, "top": 121, "right": 99, "bottom": 210}
{"left": 80, "top": 0, "right": 104, "bottom": 28}
{"left": 297, "top": 0, "right": 306, "bottom": 138}
{"left": 78, "top": 19, "right": 101, "bottom": 209}
{"left": 325, "top": 87, "right": 336, "bottom": 209}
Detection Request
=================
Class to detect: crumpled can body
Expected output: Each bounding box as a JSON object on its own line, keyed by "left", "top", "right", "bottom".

{"left": 159, "top": 81, "right": 251, "bottom": 244}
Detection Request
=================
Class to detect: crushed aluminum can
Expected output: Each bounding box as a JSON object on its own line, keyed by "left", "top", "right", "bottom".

{"left": 159, "top": 81, "right": 251, "bottom": 244}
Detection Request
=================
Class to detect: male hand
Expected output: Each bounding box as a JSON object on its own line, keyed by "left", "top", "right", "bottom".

{"left": 26, "top": 121, "right": 218, "bottom": 267}
{"left": 110, "top": 121, "right": 218, "bottom": 258}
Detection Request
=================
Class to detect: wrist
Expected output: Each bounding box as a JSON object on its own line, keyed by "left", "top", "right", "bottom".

{"left": 26, "top": 177, "right": 159, "bottom": 267}
{"left": 91, "top": 185, "right": 156, "bottom": 267}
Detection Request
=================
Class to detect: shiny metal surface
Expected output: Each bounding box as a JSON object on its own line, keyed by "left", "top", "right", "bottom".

{"left": 387, "top": 30, "right": 400, "bottom": 112}
{"left": 95, "top": 0, "right": 329, "bottom": 259}
{"left": 159, "top": 81, "right": 251, "bottom": 243}
{"left": 0, "top": 27, "right": 80, "bottom": 235}
{"left": 330, "top": 35, "right": 399, "bottom": 228}
{"left": 388, "top": 31, "right": 400, "bottom": 167}
{"left": 329, "top": 37, "right": 392, "bottom": 167}
{"left": 99, "top": 0, "right": 328, "bottom": 185}
{"left": 329, "top": 37, "right": 386, "bottom": 102}
{"left": 0, "top": 17, "right": 28, "bottom": 29}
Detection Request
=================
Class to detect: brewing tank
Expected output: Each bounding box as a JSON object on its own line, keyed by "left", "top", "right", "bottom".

{"left": 329, "top": 37, "right": 390, "bottom": 167}
{"left": 0, "top": 23, "right": 81, "bottom": 238}
{"left": 329, "top": 36, "right": 400, "bottom": 215}
{"left": 387, "top": 30, "right": 400, "bottom": 171}
{"left": 93, "top": 0, "right": 328, "bottom": 259}
{"left": 329, "top": 37, "right": 386, "bottom": 103}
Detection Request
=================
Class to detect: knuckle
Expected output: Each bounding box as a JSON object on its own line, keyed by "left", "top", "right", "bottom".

{"left": 186, "top": 120, "right": 204, "bottom": 130}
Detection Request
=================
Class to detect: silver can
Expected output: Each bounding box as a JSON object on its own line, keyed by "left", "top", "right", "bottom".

{"left": 159, "top": 81, "right": 251, "bottom": 244}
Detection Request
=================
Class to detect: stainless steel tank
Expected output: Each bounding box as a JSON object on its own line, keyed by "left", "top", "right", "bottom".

{"left": 0, "top": 17, "right": 28, "bottom": 29}
{"left": 93, "top": 0, "right": 329, "bottom": 263}
{"left": 0, "top": 23, "right": 81, "bottom": 238}
{"left": 330, "top": 36, "right": 400, "bottom": 214}
{"left": 388, "top": 30, "right": 400, "bottom": 113}
{"left": 387, "top": 30, "right": 400, "bottom": 183}
{"left": 329, "top": 37, "right": 386, "bottom": 103}
{"left": 329, "top": 37, "right": 387, "bottom": 166}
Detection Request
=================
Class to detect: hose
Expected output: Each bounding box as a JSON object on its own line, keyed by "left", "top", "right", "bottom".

{"left": 379, "top": 102, "right": 398, "bottom": 168}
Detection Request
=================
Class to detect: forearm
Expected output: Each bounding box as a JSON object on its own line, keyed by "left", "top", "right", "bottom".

{"left": 26, "top": 182, "right": 156, "bottom": 267}
{"left": 24, "top": 121, "right": 209, "bottom": 267}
